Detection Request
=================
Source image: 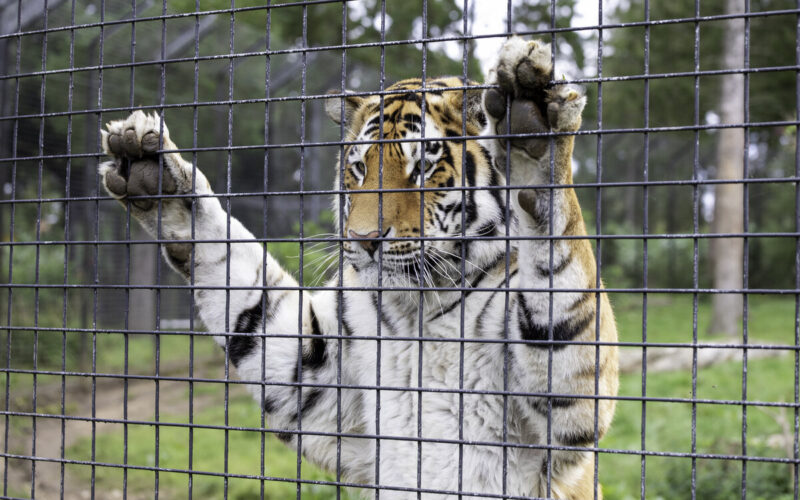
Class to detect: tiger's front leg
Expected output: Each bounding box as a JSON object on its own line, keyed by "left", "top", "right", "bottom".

{"left": 98, "top": 111, "right": 372, "bottom": 482}
{"left": 98, "top": 110, "right": 272, "bottom": 339}
{"left": 483, "top": 38, "right": 619, "bottom": 499}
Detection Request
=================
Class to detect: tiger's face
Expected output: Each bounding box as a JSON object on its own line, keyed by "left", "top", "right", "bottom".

{"left": 326, "top": 78, "right": 506, "bottom": 288}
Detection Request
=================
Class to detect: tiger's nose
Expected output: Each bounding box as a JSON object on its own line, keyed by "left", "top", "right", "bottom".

{"left": 349, "top": 229, "right": 382, "bottom": 257}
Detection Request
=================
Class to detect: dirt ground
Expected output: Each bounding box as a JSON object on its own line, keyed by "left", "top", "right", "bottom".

{"left": 2, "top": 358, "right": 222, "bottom": 500}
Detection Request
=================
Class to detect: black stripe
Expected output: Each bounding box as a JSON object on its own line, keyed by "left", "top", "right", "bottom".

{"left": 362, "top": 125, "right": 379, "bottom": 136}
{"left": 471, "top": 221, "right": 497, "bottom": 238}
{"left": 370, "top": 293, "right": 399, "bottom": 336}
{"left": 301, "top": 388, "right": 323, "bottom": 413}
{"left": 486, "top": 157, "right": 506, "bottom": 223}
{"left": 440, "top": 141, "right": 454, "bottom": 166}
{"left": 465, "top": 150, "right": 476, "bottom": 187}
{"left": 463, "top": 197, "right": 478, "bottom": 228}
{"left": 234, "top": 293, "right": 265, "bottom": 333}
{"left": 480, "top": 253, "right": 506, "bottom": 279}
{"left": 536, "top": 253, "right": 574, "bottom": 277}
{"left": 429, "top": 165, "right": 448, "bottom": 178}
{"left": 402, "top": 113, "right": 422, "bottom": 124}
{"left": 262, "top": 395, "right": 277, "bottom": 414}
{"left": 229, "top": 293, "right": 265, "bottom": 367}
{"left": 427, "top": 266, "right": 499, "bottom": 321}
{"left": 276, "top": 432, "right": 293, "bottom": 443}
{"left": 461, "top": 149, "right": 478, "bottom": 229}
{"left": 475, "top": 110, "right": 487, "bottom": 129}
{"left": 473, "top": 270, "right": 518, "bottom": 336}
{"left": 517, "top": 293, "right": 594, "bottom": 350}
{"left": 339, "top": 292, "right": 354, "bottom": 336}
{"left": 433, "top": 208, "right": 447, "bottom": 229}
{"left": 531, "top": 396, "right": 579, "bottom": 415}
{"left": 227, "top": 337, "right": 257, "bottom": 368}
{"left": 473, "top": 290, "right": 498, "bottom": 337}
{"left": 301, "top": 304, "right": 327, "bottom": 369}
{"left": 310, "top": 305, "right": 322, "bottom": 335}
{"left": 287, "top": 387, "right": 324, "bottom": 424}
{"left": 556, "top": 428, "right": 598, "bottom": 448}
{"left": 569, "top": 291, "right": 595, "bottom": 312}
{"left": 428, "top": 296, "right": 461, "bottom": 321}
{"left": 384, "top": 92, "right": 421, "bottom": 107}
{"left": 439, "top": 201, "right": 459, "bottom": 215}
{"left": 426, "top": 141, "right": 441, "bottom": 155}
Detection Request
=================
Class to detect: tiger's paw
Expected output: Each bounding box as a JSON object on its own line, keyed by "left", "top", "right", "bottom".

{"left": 491, "top": 37, "right": 552, "bottom": 101}
{"left": 99, "top": 110, "right": 206, "bottom": 212}
{"left": 484, "top": 37, "right": 585, "bottom": 162}
{"left": 545, "top": 83, "right": 584, "bottom": 133}
{"left": 99, "top": 111, "right": 214, "bottom": 271}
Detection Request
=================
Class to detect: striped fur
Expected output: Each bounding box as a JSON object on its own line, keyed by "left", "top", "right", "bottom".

{"left": 99, "top": 37, "right": 618, "bottom": 499}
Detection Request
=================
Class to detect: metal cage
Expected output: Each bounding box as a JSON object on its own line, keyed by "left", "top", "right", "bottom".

{"left": 0, "top": 0, "right": 798, "bottom": 499}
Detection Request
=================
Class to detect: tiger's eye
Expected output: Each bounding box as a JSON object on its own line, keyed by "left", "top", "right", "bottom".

{"left": 411, "top": 159, "right": 433, "bottom": 183}
{"left": 416, "top": 159, "right": 434, "bottom": 172}
{"left": 352, "top": 161, "right": 366, "bottom": 177}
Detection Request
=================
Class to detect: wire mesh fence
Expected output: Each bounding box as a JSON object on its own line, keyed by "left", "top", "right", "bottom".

{"left": 0, "top": 0, "right": 798, "bottom": 499}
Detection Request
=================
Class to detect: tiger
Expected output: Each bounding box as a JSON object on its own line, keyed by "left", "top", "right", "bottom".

{"left": 98, "top": 37, "right": 618, "bottom": 499}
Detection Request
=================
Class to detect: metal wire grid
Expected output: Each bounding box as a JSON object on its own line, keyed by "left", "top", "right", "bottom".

{"left": 0, "top": 1, "right": 797, "bottom": 499}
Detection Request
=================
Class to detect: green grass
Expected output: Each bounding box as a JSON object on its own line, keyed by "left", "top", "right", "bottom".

{"left": 601, "top": 294, "right": 796, "bottom": 500}
{"left": 0, "top": 330, "right": 221, "bottom": 416}
{"left": 92, "top": 330, "right": 221, "bottom": 376}
{"left": 611, "top": 292, "right": 798, "bottom": 345}
{"left": 51, "top": 294, "right": 798, "bottom": 499}
{"left": 67, "top": 391, "right": 358, "bottom": 500}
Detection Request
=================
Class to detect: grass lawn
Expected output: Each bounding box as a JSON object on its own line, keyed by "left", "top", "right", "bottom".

{"left": 46, "top": 293, "right": 799, "bottom": 499}
{"left": 601, "top": 293, "right": 797, "bottom": 500}
{"left": 66, "top": 391, "right": 359, "bottom": 500}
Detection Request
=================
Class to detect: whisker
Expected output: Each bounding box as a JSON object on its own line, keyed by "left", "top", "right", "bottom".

{"left": 426, "top": 251, "right": 461, "bottom": 279}
{"left": 310, "top": 257, "right": 341, "bottom": 287}
{"left": 421, "top": 257, "right": 446, "bottom": 318}
{"left": 427, "top": 253, "right": 459, "bottom": 290}
{"left": 430, "top": 246, "right": 488, "bottom": 275}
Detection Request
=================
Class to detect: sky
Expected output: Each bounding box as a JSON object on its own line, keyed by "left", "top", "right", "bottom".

{"left": 348, "top": 0, "right": 610, "bottom": 76}
{"left": 470, "top": 0, "right": 604, "bottom": 73}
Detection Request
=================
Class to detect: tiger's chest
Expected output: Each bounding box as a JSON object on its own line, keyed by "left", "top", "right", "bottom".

{"left": 342, "top": 287, "right": 512, "bottom": 437}
{"left": 338, "top": 278, "right": 538, "bottom": 489}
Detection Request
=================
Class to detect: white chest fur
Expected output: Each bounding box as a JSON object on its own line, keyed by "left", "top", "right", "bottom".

{"left": 340, "top": 282, "right": 542, "bottom": 497}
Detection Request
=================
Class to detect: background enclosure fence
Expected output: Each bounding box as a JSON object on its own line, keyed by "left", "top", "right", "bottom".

{"left": 1, "top": 0, "right": 799, "bottom": 499}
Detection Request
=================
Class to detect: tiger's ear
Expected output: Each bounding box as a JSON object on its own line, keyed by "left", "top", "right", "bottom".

{"left": 324, "top": 90, "right": 364, "bottom": 125}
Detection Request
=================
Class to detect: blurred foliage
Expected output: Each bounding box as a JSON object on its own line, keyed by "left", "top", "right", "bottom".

{"left": 0, "top": 0, "right": 483, "bottom": 375}
{"left": 650, "top": 445, "right": 793, "bottom": 500}
{"left": 584, "top": 0, "right": 800, "bottom": 291}
{"left": 513, "top": 0, "right": 586, "bottom": 69}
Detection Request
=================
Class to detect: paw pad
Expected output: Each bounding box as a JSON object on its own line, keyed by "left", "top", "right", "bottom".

{"left": 123, "top": 128, "right": 141, "bottom": 157}
{"left": 142, "top": 132, "right": 161, "bottom": 154}
{"left": 100, "top": 111, "right": 184, "bottom": 209}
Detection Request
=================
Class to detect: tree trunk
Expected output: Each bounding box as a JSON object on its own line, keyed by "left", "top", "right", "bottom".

{"left": 128, "top": 230, "right": 157, "bottom": 334}
{"left": 709, "top": 0, "right": 745, "bottom": 336}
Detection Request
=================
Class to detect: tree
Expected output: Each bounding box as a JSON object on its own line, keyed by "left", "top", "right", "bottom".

{"left": 709, "top": 0, "right": 745, "bottom": 336}
{"left": 0, "top": 0, "right": 483, "bottom": 362}
{"left": 596, "top": 0, "right": 798, "bottom": 295}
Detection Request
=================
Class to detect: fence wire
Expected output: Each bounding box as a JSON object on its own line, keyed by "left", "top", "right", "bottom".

{"left": 0, "top": 1, "right": 798, "bottom": 499}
